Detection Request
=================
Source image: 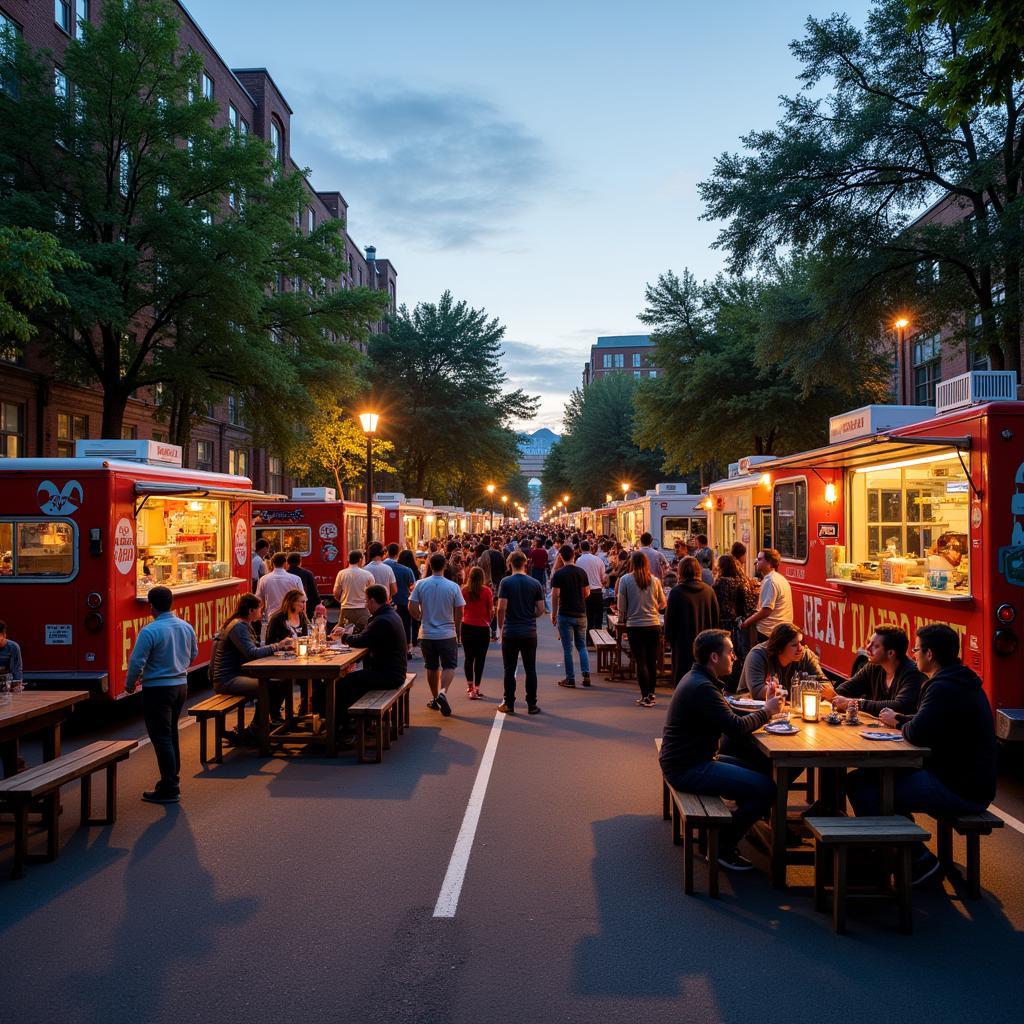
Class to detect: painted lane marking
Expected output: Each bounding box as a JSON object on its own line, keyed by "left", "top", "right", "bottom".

{"left": 433, "top": 711, "right": 506, "bottom": 918}
{"left": 991, "top": 804, "right": 1024, "bottom": 836}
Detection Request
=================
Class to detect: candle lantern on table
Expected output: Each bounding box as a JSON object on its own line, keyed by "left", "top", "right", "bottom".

{"left": 298, "top": 641, "right": 308, "bottom": 658}
{"left": 801, "top": 683, "right": 820, "bottom": 722}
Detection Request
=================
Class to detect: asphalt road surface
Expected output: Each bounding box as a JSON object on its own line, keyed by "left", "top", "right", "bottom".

{"left": 2, "top": 622, "right": 1023, "bottom": 1024}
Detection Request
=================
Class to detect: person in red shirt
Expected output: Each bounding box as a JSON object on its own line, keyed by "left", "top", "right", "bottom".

{"left": 461, "top": 566, "right": 494, "bottom": 699}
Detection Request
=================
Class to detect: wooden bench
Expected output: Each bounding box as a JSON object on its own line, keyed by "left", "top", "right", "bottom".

{"left": 655, "top": 738, "right": 732, "bottom": 897}
{"left": 348, "top": 673, "right": 416, "bottom": 764}
{"left": 0, "top": 739, "right": 138, "bottom": 879}
{"left": 589, "top": 629, "right": 617, "bottom": 673}
{"left": 936, "top": 810, "right": 1004, "bottom": 898}
{"left": 806, "top": 815, "right": 931, "bottom": 934}
{"left": 187, "top": 694, "right": 251, "bottom": 765}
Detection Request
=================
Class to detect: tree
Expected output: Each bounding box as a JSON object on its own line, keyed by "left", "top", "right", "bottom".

{"left": 368, "top": 291, "right": 539, "bottom": 497}
{"left": 555, "top": 375, "right": 664, "bottom": 508}
{"left": 698, "top": 0, "right": 1024, "bottom": 374}
{"left": 540, "top": 438, "right": 573, "bottom": 506}
{"left": 633, "top": 269, "right": 890, "bottom": 474}
{"left": 0, "top": 0, "right": 388, "bottom": 450}
{"left": 0, "top": 227, "right": 83, "bottom": 342}
{"left": 289, "top": 406, "right": 395, "bottom": 498}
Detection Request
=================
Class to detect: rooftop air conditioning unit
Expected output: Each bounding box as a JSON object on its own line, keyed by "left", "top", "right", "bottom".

{"left": 935, "top": 370, "right": 1018, "bottom": 415}
{"left": 655, "top": 482, "right": 688, "bottom": 494}
{"left": 75, "top": 439, "right": 182, "bottom": 467}
{"left": 373, "top": 492, "right": 405, "bottom": 503}
{"left": 292, "top": 487, "right": 335, "bottom": 501}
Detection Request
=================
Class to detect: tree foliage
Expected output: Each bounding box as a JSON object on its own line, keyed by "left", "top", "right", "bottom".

{"left": 0, "top": 227, "right": 83, "bottom": 342}
{"left": 368, "top": 291, "right": 539, "bottom": 499}
{"left": 0, "top": 0, "right": 387, "bottom": 452}
{"left": 698, "top": 0, "right": 1024, "bottom": 374}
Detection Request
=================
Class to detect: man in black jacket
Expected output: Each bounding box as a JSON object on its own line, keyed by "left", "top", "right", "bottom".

{"left": 337, "top": 585, "right": 408, "bottom": 744}
{"left": 287, "top": 552, "right": 321, "bottom": 612}
{"left": 659, "top": 629, "right": 782, "bottom": 871}
{"left": 822, "top": 625, "right": 922, "bottom": 717}
{"left": 847, "top": 623, "right": 997, "bottom": 884}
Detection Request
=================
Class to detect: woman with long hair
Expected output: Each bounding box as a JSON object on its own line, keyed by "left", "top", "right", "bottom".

{"left": 461, "top": 565, "right": 494, "bottom": 699}
{"left": 617, "top": 550, "right": 667, "bottom": 707}
{"left": 665, "top": 555, "right": 720, "bottom": 684}
{"left": 266, "top": 589, "right": 311, "bottom": 644}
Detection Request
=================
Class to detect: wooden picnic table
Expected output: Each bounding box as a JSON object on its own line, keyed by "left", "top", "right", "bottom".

{"left": 0, "top": 691, "right": 90, "bottom": 778}
{"left": 753, "top": 710, "right": 928, "bottom": 888}
{"left": 244, "top": 648, "right": 367, "bottom": 758}
{"left": 605, "top": 612, "right": 668, "bottom": 680}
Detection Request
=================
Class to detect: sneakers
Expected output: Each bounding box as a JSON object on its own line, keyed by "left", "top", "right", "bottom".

{"left": 718, "top": 848, "right": 754, "bottom": 871}
{"left": 426, "top": 698, "right": 439, "bottom": 711}
{"left": 640, "top": 695, "right": 657, "bottom": 707}
{"left": 435, "top": 692, "right": 452, "bottom": 717}
{"left": 911, "top": 851, "right": 942, "bottom": 887}
{"left": 581, "top": 673, "right": 592, "bottom": 687}
{"left": 142, "top": 789, "right": 180, "bottom": 804}
{"left": 468, "top": 686, "right": 480, "bottom": 700}
{"left": 490, "top": 633, "right": 498, "bottom": 642}
{"left": 527, "top": 705, "right": 541, "bottom": 715}
{"left": 557, "top": 678, "right": 576, "bottom": 688}
{"left": 497, "top": 702, "right": 515, "bottom": 714}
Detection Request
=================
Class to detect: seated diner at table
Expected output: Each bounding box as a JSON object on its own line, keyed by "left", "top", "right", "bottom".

{"left": 736, "top": 622, "right": 828, "bottom": 700}
{"left": 266, "top": 589, "right": 311, "bottom": 646}
{"left": 659, "top": 629, "right": 782, "bottom": 871}
{"left": 821, "top": 625, "right": 922, "bottom": 717}
{"left": 846, "top": 623, "right": 998, "bottom": 885}
{"left": 210, "top": 594, "right": 294, "bottom": 739}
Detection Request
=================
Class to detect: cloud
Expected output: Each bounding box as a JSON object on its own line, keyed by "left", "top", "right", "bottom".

{"left": 290, "top": 82, "right": 551, "bottom": 249}
{"left": 501, "top": 339, "right": 585, "bottom": 396}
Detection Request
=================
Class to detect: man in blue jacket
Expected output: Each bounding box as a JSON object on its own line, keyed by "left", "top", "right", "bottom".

{"left": 126, "top": 586, "right": 198, "bottom": 804}
{"left": 847, "top": 623, "right": 997, "bottom": 885}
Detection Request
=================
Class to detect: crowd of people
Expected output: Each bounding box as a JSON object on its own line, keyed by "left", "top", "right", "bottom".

{"left": 122, "top": 522, "right": 998, "bottom": 887}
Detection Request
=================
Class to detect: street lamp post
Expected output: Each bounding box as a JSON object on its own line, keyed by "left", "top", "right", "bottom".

{"left": 894, "top": 317, "right": 910, "bottom": 404}
{"left": 359, "top": 412, "right": 379, "bottom": 548}
{"left": 621, "top": 482, "right": 630, "bottom": 499}
{"left": 501, "top": 495, "right": 508, "bottom": 522}
{"left": 486, "top": 483, "right": 496, "bottom": 532}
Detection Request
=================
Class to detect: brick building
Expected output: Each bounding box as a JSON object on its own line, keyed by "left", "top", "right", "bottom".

{"left": 0, "top": 1, "right": 397, "bottom": 492}
{"left": 581, "top": 335, "right": 660, "bottom": 387}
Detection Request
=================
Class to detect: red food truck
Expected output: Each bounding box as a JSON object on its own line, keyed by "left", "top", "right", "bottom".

{"left": 0, "top": 439, "right": 281, "bottom": 700}
{"left": 706, "top": 372, "right": 1024, "bottom": 740}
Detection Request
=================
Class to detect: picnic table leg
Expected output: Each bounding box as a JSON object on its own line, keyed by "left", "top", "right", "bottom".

{"left": 1, "top": 739, "right": 18, "bottom": 778}
{"left": 12, "top": 802, "right": 29, "bottom": 879}
{"left": 897, "top": 845, "right": 913, "bottom": 933}
{"left": 45, "top": 793, "right": 60, "bottom": 861}
{"left": 771, "top": 766, "right": 791, "bottom": 889}
{"left": 707, "top": 828, "right": 720, "bottom": 898}
{"left": 326, "top": 679, "right": 338, "bottom": 758}
{"left": 42, "top": 722, "right": 62, "bottom": 760}
{"left": 80, "top": 771, "right": 92, "bottom": 822}
{"left": 832, "top": 845, "right": 848, "bottom": 934}
{"left": 257, "top": 679, "right": 272, "bottom": 757}
{"left": 879, "top": 769, "right": 895, "bottom": 815}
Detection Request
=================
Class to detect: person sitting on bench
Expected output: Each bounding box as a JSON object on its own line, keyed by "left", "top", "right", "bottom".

{"left": 736, "top": 622, "right": 828, "bottom": 701}
{"left": 846, "top": 623, "right": 997, "bottom": 885}
{"left": 338, "top": 585, "right": 408, "bottom": 746}
{"left": 821, "top": 625, "right": 922, "bottom": 717}
{"left": 659, "top": 629, "right": 781, "bottom": 872}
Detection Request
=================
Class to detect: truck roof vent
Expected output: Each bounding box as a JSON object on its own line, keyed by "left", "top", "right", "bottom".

{"left": 75, "top": 439, "right": 182, "bottom": 467}
{"left": 935, "top": 370, "right": 1018, "bottom": 415}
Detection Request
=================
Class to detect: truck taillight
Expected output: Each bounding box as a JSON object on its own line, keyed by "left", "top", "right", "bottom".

{"left": 994, "top": 629, "right": 1018, "bottom": 657}
{"left": 84, "top": 612, "right": 104, "bottom": 634}
{"left": 996, "top": 603, "right": 1015, "bottom": 625}
{"left": 86, "top": 591, "right": 103, "bottom": 610}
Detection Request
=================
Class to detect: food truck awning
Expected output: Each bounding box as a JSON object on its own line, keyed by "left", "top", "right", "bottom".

{"left": 133, "top": 482, "right": 287, "bottom": 503}
{"left": 759, "top": 433, "right": 972, "bottom": 472}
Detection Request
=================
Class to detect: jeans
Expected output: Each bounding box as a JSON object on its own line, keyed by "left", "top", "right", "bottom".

{"left": 142, "top": 683, "right": 187, "bottom": 793}
{"left": 557, "top": 615, "right": 590, "bottom": 681}
{"left": 628, "top": 626, "right": 660, "bottom": 698}
{"left": 502, "top": 634, "right": 538, "bottom": 709}
{"left": 585, "top": 591, "right": 604, "bottom": 633}
{"left": 396, "top": 604, "right": 412, "bottom": 647}
{"left": 664, "top": 755, "right": 776, "bottom": 849}
{"left": 462, "top": 623, "right": 490, "bottom": 686}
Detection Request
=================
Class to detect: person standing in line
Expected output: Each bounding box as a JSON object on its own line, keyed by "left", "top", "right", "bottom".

{"left": 333, "top": 550, "right": 375, "bottom": 632}
{"left": 256, "top": 553, "right": 305, "bottom": 639}
{"left": 637, "top": 532, "right": 669, "bottom": 581}
{"left": 286, "top": 552, "right": 320, "bottom": 612}
{"left": 397, "top": 548, "right": 423, "bottom": 652}
{"left": 496, "top": 550, "right": 546, "bottom": 715}
{"left": 410, "top": 552, "right": 465, "bottom": 717}
{"left": 617, "top": 550, "right": 667, "bottom": 707}
{"left": 0, "top": 620, "right": 24, "bottom": 692}
{"left": 576, "top": 540, "right": 607, "bottom": 637}
{"left": 365, "top": 542, "right": 398, "bottom": 601}
{"left": 551, "top": 544, "right": 592, "bottom": 688}
{"left": 251, "top": 537, "right": 270, "bottom": 592}
{"left": 528, "top": 537, "right": 549, "bottom": 590}
{"left": 665, "top": 556, "right": 720, "bottom": 684}
{"left": 461, "top": 566, "right": 494, "bottom": 700}
{"left": 486, "top": 538, "right": 507, "bottom": 640}
{"left": 740, "top": 548, "right": 793, "bottom": 643}
{"left": 695, "top": 547, "right": 715, "bottom": 586}
{"left": 125, "top": 586, "right": 198, "bottom": 804}
{"left": 711, "top": 554, "right": 752, "bottom": 685}
{"left": 385, "top": 543, "right": 417, "bottom": 658}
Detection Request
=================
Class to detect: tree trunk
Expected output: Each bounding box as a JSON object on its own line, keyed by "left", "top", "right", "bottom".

{"left": 1001, "top": 257, "right": 1021, "bottom": 375}
{"left": 332, "top": 467, "right": 346, "bottom": 501}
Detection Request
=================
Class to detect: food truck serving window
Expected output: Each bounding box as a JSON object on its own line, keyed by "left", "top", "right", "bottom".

{"left": 662, "top": 517, "right": 696, "bottom": 549}
{"left": 772, "top": 480, "right": 808, "bottom": 561}
{"left": 842, "top": 451, "right": 971, "bottom": 595}
{"left": 0, "top": 519, "right": 77, "bottom": 580}
{"left": 136, "top": 496, "right": 232, "bottom": 596}
{"left": 253, "top": 526, "right": 311, "bottom": 557}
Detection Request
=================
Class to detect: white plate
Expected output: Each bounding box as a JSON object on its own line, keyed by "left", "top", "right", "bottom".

{"left": 860, "top": 731, "right": 904, "bottom": 741}
{"left": 728, "top": 697, "right": 766, "bottom": 709}
{"left": 764, "top": 723, "right": 799, "bottom": 735}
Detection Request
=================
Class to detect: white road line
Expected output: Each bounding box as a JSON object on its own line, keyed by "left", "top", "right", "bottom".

{"left": 433, "top": 711, "right": 506, "bottom": 918}
{"left": 991, "top": 804, "right": 1024, "bottom": 836}
{"left": 134, "top": 716, "right": 196, "bottom": 750}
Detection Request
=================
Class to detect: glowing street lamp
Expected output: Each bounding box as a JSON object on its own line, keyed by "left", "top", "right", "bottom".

{"left": 486, "top": 483, "right": 496, "bottom": 531}
{"left": 501, "top": 494, "right": 508, "bottom": 522}
{"left": 893, "top": 316, "right": 911, "bottom": 403}
{"left": 358, "top": 412, "right": 379, "bottom": 547}
{"left": 621, "top": 482, "right": 630, "bottom": 497}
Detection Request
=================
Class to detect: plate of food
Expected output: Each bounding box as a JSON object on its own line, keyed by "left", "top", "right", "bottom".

{"left": 727, "top": 697, "right": 766, "bottom": 709}
{"left": 764, "top": 722, "right": 799, "bottom": 735}
{"left": 860, "top": 731, "right": 904, "bottom": 741}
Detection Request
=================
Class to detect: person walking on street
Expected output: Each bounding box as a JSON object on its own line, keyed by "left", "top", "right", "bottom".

{"left": 333, "top": 550, "right": 375, "bottom": 632}
{"left": 577, "top": 540, "right": 607, "bottom": 636}
{"left": 551, "top": 544, "right": 592, "bottom": 688}
{"left": 740, "top": 548, "right": 792, "bottom": 643}
{"left": 665, "top": 556, "right": 720, "bottom": 683}
{"left": 486, "top": 539, "right": 507, "bottom": 640}
{"left": 461, "top": 566, "right": 494, "bottom": 699}
{"left": 617, "top": 551, "right": 667, "bottom": 707}
{"left": 496, "top": 550, "right": 545, "bottom": 714}
{"left": 638, "top": 532, "right": 669, "bottom": 581}
{"left": 125, "top": 586, "right": 198, "bottom": 804}
{"left": 385, "top": 543, "right": 417, "bottom": 658}
{"left": 365, "top": 541, "right": 398, "bottom": 600}
{"left": 410, "top": 552, "right": 465, "bottom": 716}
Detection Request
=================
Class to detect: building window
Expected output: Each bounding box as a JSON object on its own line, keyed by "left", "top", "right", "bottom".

{"left": 268, "top": 455, "right": 283, "bottom": 493}
{"left": 602, "top": 353, "right": 611, "bottom": 369}
{"left": 201, "top": 72, "right": 213, "bottom": 100}
{"left": 307, "top": 207, "right": 315, "bottom": 233}
{"left": 633, "top": 371, "right": 641, "bottom": 379}
{"left": 632, "top": 353, "right": 641, "bottom": 367}
{"left": 613, "top": 353, "right": 624, "bottom": 368}
{"left": 1, "top": 401, "right": 25, "bottom": 457}
{"left": 54, "top": 68, "right": 69, "bottom": 145}
{"left": 56, "top": 412, "right": 88, "bottom": 457}
{"left": 239, "top": 118, "right": 248, "bottom": 138}
{"left": 196, "top": 440, "right": 213, "bottom": 471}
{"left": 228, "top": 447, "right": 250, "bottom": 478}
{"left": 119, "top": 148, "right": 130, "bottom": 196}
{"left": 912, "top": 333, "right": 941, "bottom": 406}
{"left": 228, "top": 104, "right": 238, "bottom": 133}
{"left": 270, "top": 121, "right": 281, "bottom": 164}
{"left": 649, "top": 369, "right": 658, "bottom": 379}
{"left": 75, "top": 0, "right": 88, "bottom": 40}
{"left": 55, "top": 0, "right": 72, "bottom": 34}
{"left": 1, "top": 13, "right": 21, "bottom": 96}
{"left": 120, "top": 424, "right": 137, "bottom": 440}
{"left": 226, "top": 394, "right": 241, "bottom": 425}
{"left": 772, "top": 479, "right": 808, "bottom": 561}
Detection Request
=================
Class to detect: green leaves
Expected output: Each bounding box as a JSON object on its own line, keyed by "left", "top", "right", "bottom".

{"left": 0, "top": 227, "right": 83, "bottom": 343}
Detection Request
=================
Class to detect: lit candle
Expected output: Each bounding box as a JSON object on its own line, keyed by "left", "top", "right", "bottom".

{"left": 297, "top": 641, "right": 308, "bottom": 658}
{"left": 802, "top": 688, "right": 819, "bottom": 722}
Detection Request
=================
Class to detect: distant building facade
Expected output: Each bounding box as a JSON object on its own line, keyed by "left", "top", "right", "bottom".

{"left": 582, "top": 335, "right": 660, "bottom": 387}
{"left": 0, "top": 2, "right": 396, "bottom": 493}
{"left": 518, "top": 427, "right": 560, "bottom": 519}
